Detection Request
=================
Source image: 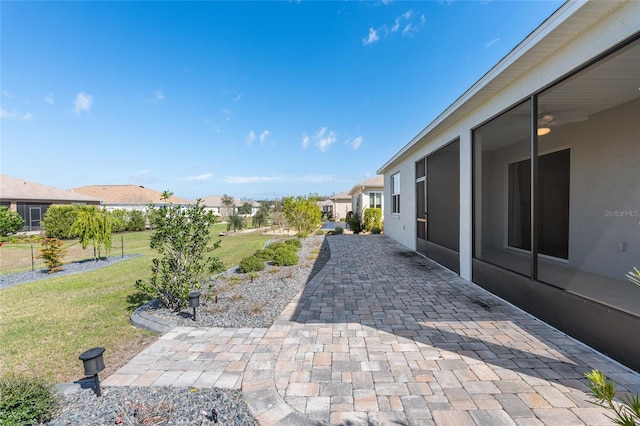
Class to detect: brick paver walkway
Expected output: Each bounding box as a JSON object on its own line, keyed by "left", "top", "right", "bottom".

{"left": 104, "top": 235, "right": 640, "bottom": 425}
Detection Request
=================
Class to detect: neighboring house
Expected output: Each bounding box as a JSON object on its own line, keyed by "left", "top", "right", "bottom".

{"left": 377, "top": 1, "right": 640, "bottom": 371}
{"left": 318, "top": 199, "right": 333, "bottom": 218}
{"left": 328, "top": 191, "right": 351, "bottom": 221}
{"left": 0, "top": 174, "right": 101, "bottom": 231}
{"left": 71, "top": 185, "right": 193, "bottom": 211}
{"left": 348, "top": 176, "right": 384, "bottom": 220}
{"left": 201, "top": 196, "right": 260, "bottom": 217}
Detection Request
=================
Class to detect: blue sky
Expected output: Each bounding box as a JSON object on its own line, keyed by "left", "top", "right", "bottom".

{"left": 1, "top": 0, "right": 563, "bottom": 201}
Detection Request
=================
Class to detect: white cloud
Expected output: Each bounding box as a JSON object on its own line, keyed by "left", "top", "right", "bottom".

{"left": 2, "top": 90, "right": 12, "bottom": 98}
{"left": 485, "top": 38, "right": 500, "bottom": 48}
{"left": 74, "top": 92, "right": 93, "bottom": 113}
{"left": 233, "top": 94, "right": 243, "bottom": 102}
{"left": 259, "top": 130, "right": 270, "bottom": 143}
{"left": 364, "top": 9, "right": 425, "bottom": 45}
{"left": 301, "top": 134, "right": 310, "bottom": 149}
{"left": 154, "top": 90, "right": 165, "bottom": 102}
{"left": 315, "top": 127, "right": 337, "bottom": 153}
{"left": 349, "top": 136, "right": 363, "bottom": 150}
{"left": 45, "top": 93, "right": 55, "bottom": 104}
{"left": 223, "top": 176, "right": 283, "bottom": 184}
{"left": 0, "top": 108, "right": 33, "bottom": 121}
{"left": 246, "top": 130, "right": 256, "bottom": 145}
{"left": 362, "top": 28, "right": 380, "bottom": 46}
{"left": 292, "top": 175, "right": 340, "bottom": 184}
{"left": 183, "top": 173, "right": 213, "bottom": 183}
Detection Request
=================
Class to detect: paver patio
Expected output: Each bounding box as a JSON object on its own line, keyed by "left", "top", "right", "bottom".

{"left": 104, "top": 235, "right": 640, "bottom": 425}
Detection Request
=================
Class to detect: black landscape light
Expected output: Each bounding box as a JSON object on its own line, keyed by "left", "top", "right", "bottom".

{"left": 188, "top": 291, "right": 201, "bottom": 321}
{"left": 79, "top": 347, "right": 105, "bottom": 397}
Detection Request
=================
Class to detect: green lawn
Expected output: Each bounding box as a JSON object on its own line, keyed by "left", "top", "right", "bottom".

{"left": 0, "top": 227, "right": 272, "bottom": 383}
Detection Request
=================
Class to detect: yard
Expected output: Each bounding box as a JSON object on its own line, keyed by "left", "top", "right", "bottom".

{"left": 0, "top": 224, "right": 273, "bottom": 383}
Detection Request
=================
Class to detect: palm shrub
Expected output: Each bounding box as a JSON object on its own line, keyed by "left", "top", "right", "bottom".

{"left": 136, "top": 196, "right": 226, "bottom": 311}
{"left": 585, "top": 369, "right": 639, "bottom": 425}
{"left": 0, "top": 374, "right": 57, "bottom": 426}
{"left": 333, "top": 226, "right": 344, "bottom": 235}
{"left": 627, "top": 267, "right": 640, "bottom": 287}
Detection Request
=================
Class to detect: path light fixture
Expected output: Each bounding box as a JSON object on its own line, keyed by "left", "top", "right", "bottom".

{"left": 79, "top": 347, "right": 105, "bottom": 397}
{"left": 188, "top": 291, "right": 201, "bottom": 321}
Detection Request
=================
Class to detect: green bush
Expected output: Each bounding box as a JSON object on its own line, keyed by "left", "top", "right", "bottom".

{"left": 0, "top": 206, "right": 25, "bottom": 237}
{"left": 252, "top": 249, "right": 270, "bottom": 261}
{"left": 585, "top": 369, "right": 639, "bottom": 425}
{"left": 127, "top": 209, "right": 147, "bottom": 231}
{"left": 333, "top": 226, "right": 344, "bottom": 235}
{"left": 0, "top": 374, "right": 57, "bottom": 425}
{"left": 109, "top": 209, "right": 127, "bottom": 233}
{"left": 271, "top": 247, "right": 299, "bottom": 266}
{"left": 284, "top": 238, "right": 302, "bottom": 249}
{"left": 41, "top": 205, "right": 79, "bottom": 239}
{"left": 239, "top": 255, "right": 265, "bottom": 273}
{"left": 371, "top": 227, "right": 382, "bottom": 234}
{"left": 346, "top": 210, "right": 363, "bottom": 234}
{"left": 363, "top": 208, "right": 382, "bottom": 232}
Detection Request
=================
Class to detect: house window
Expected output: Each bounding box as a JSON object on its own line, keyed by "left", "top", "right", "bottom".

{"left": 391, "top": 173, "right": 400, "bottom": 214}
{"left": 369, "top": 192, "right": 382, "bottom": 209}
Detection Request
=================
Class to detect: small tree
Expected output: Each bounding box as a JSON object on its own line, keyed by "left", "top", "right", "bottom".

{"left": 238, "top": 202, "right": 253, "bottom": 216}
{"left": 37, "top": 238, "right": 66, "bottom": 273}
{"left": 70, "top": 206, "right": 112, "bottom": 259}
{"left": 347, "top": 209, "right": 364, "bottom": 234}
{"left": 221, "top": 194, "right": 235, "bottom": 219}
{"left": 0, "top": 206, "right": 24, "bottom": 237}
{"left": 252, "top": 202, "right": 270, "bottom": 228}
{"left": 136, "top": 195, "right": 226, "bottom": 311}
{"left": 227, "top": 214, "right": 245, "bottom": 232}
{"left": 281, "top": 194, "right": 322, "bottom": 235}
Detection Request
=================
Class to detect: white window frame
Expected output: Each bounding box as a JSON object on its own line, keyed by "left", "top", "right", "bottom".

{"left": 391, "top": 173, "right": 400, "bottom": 214}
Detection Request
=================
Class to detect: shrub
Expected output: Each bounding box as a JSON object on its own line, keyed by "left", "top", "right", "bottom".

{"left": 271, "top": 247, "right": 299, "bottom": 266}
{"left": 253, "top": 249, "right": 270, "bottom": 261}
{"left": 127, "top": 209, "right": 147, "bottom": 231}
{"left": 585, "top": 369, "right": 639, "bottom": 425}
{"left": 371, "top": 227, "right": 382, "bottom": 234}
{"left": 0, "top": 374, "right": 57, "bottom": 425}
{"left": 37, "top": 237, "right": 66, "bottom": 273}
{"left": 239, "top": 256, "right": 265, "bottom": 273}
{"left": 136, "top": 196, "right": 226, "bottom": 311}
{"left": 284, "top": 238, "right": 302, "bottom": 249}
{"left": 346, "top": 210, "right": 363, "bottom": 234}
{"left": 0, "top": 206, "right": 25, "bottom": 237}
{"left": 109, "top": 209, "right": 128, "bottom": 233}
{"left": 41, "top": 205, "right": 79, "bottom": 239}
{"left": 363, "top": 208, "right": 382, "bottom": 232}
{"left": 334, "top": 226, "right": 344, "bottom": 235}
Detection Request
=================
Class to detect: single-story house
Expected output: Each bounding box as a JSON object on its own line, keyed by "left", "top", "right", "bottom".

{"left": 348, "top": 175, "right": 384, "bottom": 221}
{"left": 200, "top": 195, "right": 260, "bottom": 217}
{"left": 377, "top": 0, "right": 640, "bottom": 372}
{"left": 71, "top": 185, "right": 193, "bottom": 211}
{"left": 0, "top": 174, "right": 101, "bottom": 231}
{"left": 328, "top": 191, "right": 351, "bottom": 221}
